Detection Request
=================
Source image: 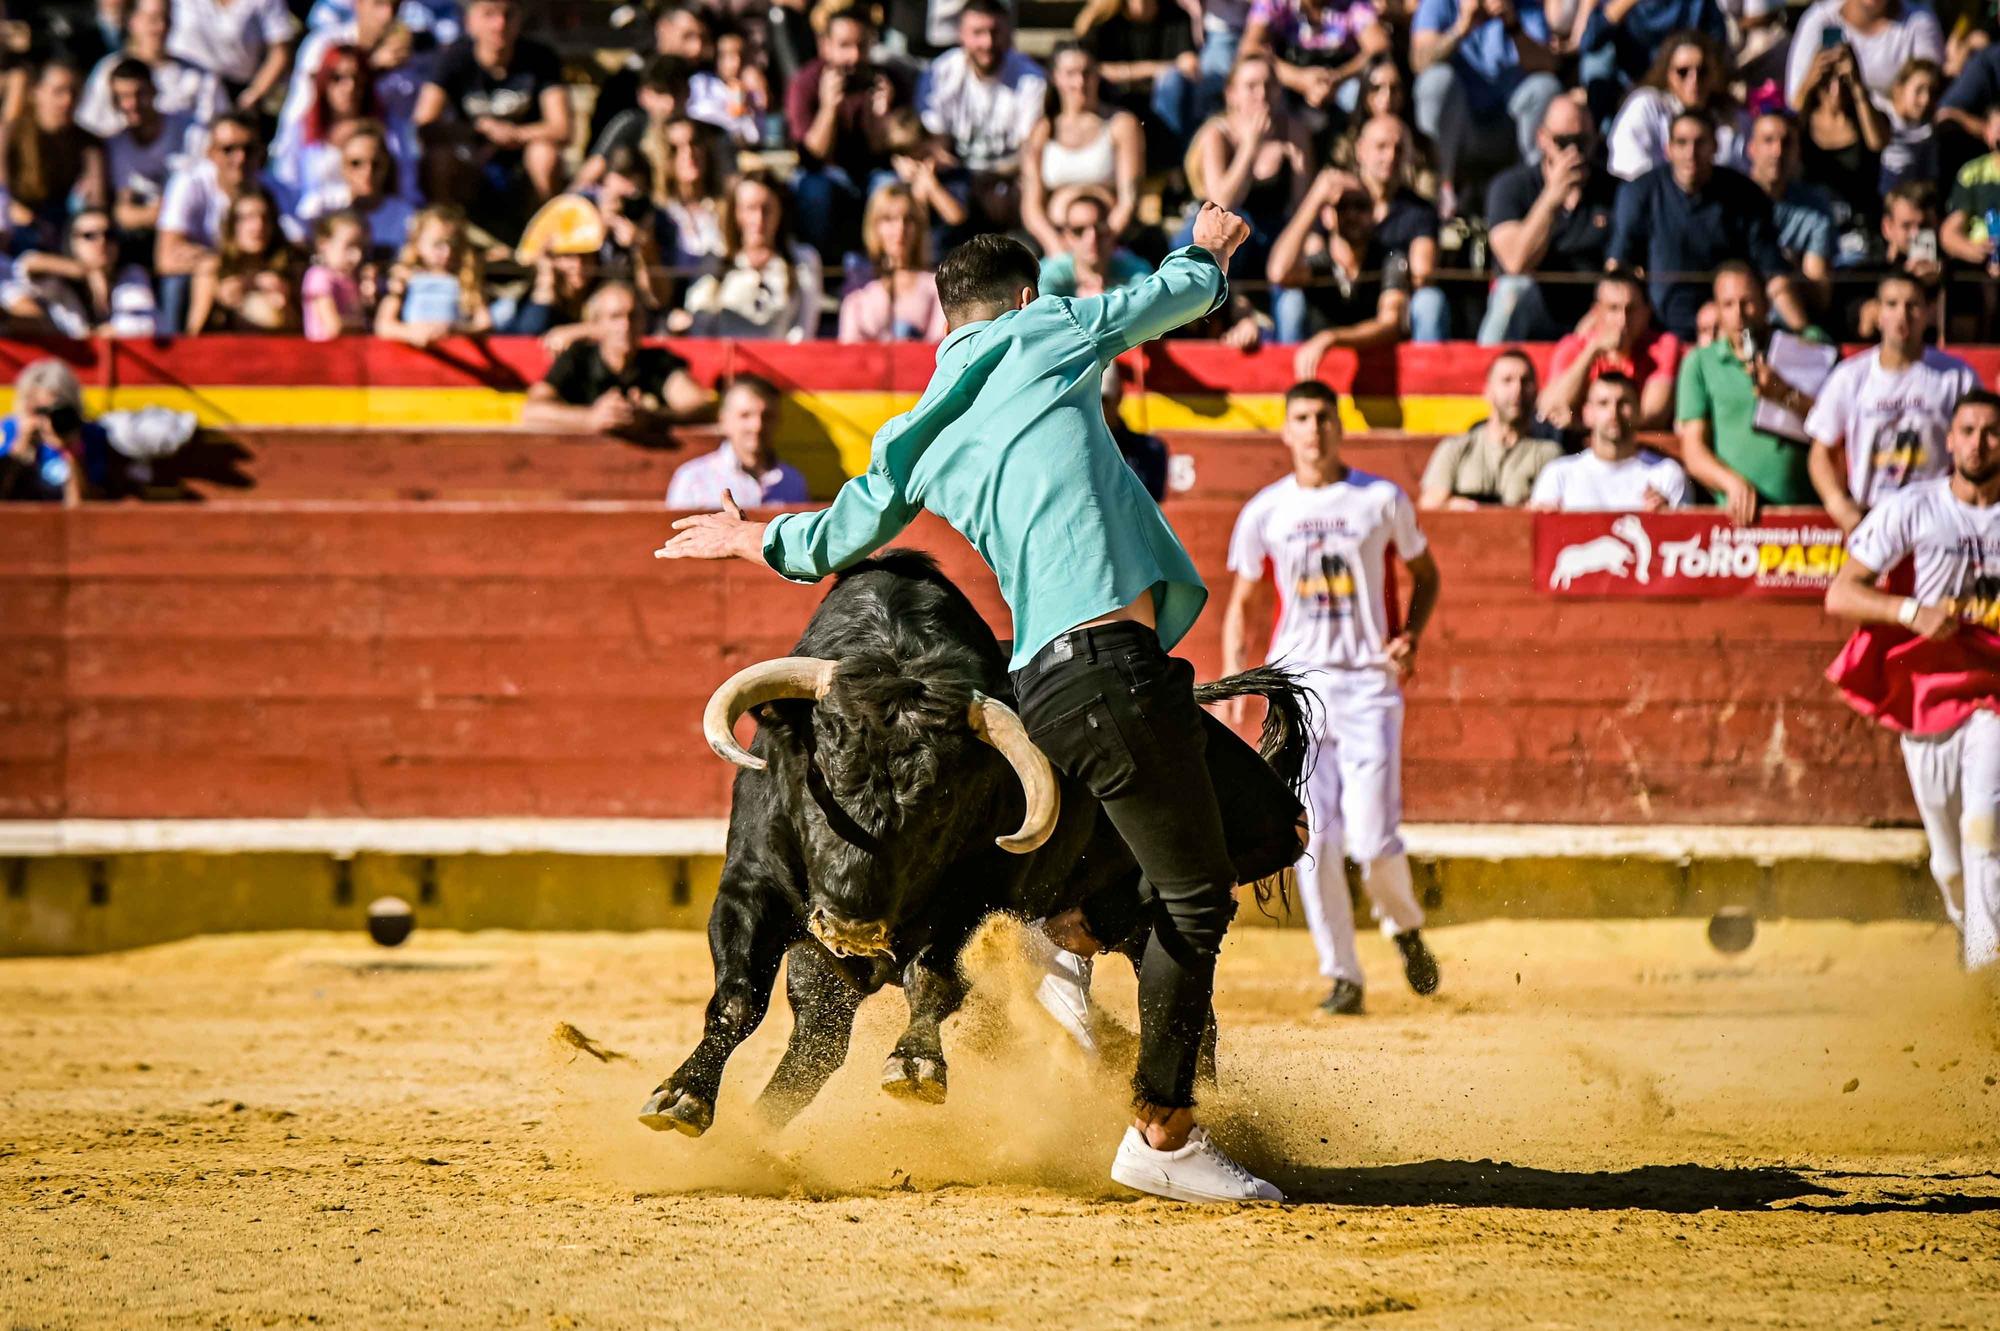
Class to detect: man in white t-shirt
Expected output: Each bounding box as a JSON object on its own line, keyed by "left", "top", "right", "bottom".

{"left": 1222, "top": 381, "right": 1444, "bottom": 1014}
{"left": 916, "top": 0, "right": 1044, "bottom": 228}
{"left": 1826, "top": 389, "right": 2000, "bottom": 971}
{"left": 1806, "top": 273, "right": 1980, "bottom": 533}
{"left": 665, "top": 376, "right": 809, "bottom": 510}
{"left": 1530, "top": 372, "right": 1691, "bottom": 511}
{"left": 168, "top": 0, "right": 300, "bottom": 110}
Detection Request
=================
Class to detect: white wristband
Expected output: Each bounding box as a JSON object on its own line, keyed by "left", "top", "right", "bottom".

{"left": 1897, "top": 598, "right": 1921, "bottom": 628}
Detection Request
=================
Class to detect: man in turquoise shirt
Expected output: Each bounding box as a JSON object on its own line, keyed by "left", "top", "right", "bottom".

{"left": 658, "top": 204, "right": 1296, "bottom": 1204}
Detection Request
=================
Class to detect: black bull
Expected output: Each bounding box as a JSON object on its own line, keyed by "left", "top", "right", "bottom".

{"left": 639, "top": 552, "right": 1312, "bottom": 1136}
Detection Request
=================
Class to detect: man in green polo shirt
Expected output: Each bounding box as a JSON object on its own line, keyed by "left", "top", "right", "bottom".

{"left": 1675, "top": 262, "right": 1826, "bottom": 523}
{"left": 656, "top": 203, "right": 1299, "bottom": 1205}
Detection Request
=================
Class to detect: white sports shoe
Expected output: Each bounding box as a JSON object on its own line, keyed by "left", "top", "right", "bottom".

{"left": 1028, "top": 923, "right": 1098, "bottom": 1056}
{"left": 1110, "top": 1125, "right": 1285, "bottom": 1203}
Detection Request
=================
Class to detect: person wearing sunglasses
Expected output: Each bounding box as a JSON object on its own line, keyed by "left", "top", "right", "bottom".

{"left": 154, "top": 109, "right": 265, "bottom": 332}
{"left": 1483, "top": 93, "right": 1619, "bottom": 343}
{"left": 12, "top": 207, "right": 158, "bottom": 339}
{"left": 1607, "top": 30, "right": 1747, "bottom": 180}
{"left": 293, "top": 119, "right": 415, "bottom": 260}
{"left": 1037, "top": 185, "right": 1151, "bottom": 298}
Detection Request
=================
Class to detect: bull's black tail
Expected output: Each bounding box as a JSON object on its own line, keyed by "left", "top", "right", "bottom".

{"left": 1193, "top": 666, "right": 1318, "bottom": 917}
{"left": 1193, "top": 666, "right": 1317, "bottom": 797}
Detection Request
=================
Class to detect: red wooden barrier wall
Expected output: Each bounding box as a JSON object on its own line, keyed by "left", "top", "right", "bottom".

{"left": 0, "top": 503, "right": 1908, "bottom": 826}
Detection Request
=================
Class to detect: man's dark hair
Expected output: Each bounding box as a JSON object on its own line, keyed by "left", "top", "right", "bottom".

{"left": 1886, "top": 178, "right": 1937, "bottom": 216}
{"left": 1593, "top": 370, "right": 1639, "bottom": 397}
{"left": 1670, "top": 107, "right": 1715, "bottom": 136}
{"left": 602, "top": 143, "right": 654, "bottom": 191}
{"left": 961, "top": 0, "right": 1010, "bottom": 22}
{"left": 210, "top": 109, "right": 262, "bottom": 144}
{"left": 1953, "top": 388, "right": 2000, "bottom": 422}
{"left": 1285, "top": 381, "right": 1340, "bottom": 409}
{"left": 641, "top": 53, "right": 693, "bottom": 94}
{"left": 1597, "top": 270, "right": 1646, "bottom": 302}
{"left": 1878, "top": 270, "right": 1927, "bottom": 300}
{"left": 936, "top": 233, "right": 1040, "bottom": 322}
{"left": 1711, "top": 259, "right": 1757, "bottom": 292}
{"left": 108, "top": 57, "right": 151, "bottom": 86}
{"left": 1489, "top": 347, "right": 1535, "bottom": 380}
{"left": 725, "top": 371, "right": 781, "bottom": 405}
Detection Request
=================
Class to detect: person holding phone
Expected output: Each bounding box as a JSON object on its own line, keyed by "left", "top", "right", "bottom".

{"left": 1786, "top": 0, "right": 1942, "bottom": 112}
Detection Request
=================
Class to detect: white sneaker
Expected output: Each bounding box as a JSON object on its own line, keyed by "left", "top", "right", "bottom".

{"left": 1110, "top": 1125, "right": 1285, "bottom": 1203}
{"left": 1028, "top": 924, "right": 1098, "bottom": 1056}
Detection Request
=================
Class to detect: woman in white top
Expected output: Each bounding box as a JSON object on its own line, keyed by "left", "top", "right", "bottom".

{"left": 1607, "top": 31, "right": 1749, "bottom": 181}
{"left": 1019, "top": 42, "right": 1142, "bottom": 257}
{"left": 673, "top": 169, "right": 823, "bottom": 342}
{"left": 168, "top": 0, "right": 299, "bottom": 110}
{"left": 77, "top": 0, "right": 228, "bottom": 139}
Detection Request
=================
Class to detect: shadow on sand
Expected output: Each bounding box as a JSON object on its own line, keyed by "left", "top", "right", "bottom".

{"left": 1276, "top": 1159, "right": 2000, "bottom": 1215}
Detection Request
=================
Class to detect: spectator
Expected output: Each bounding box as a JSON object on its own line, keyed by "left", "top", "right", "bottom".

{"left": 1333, "top": 55, "right": 1442, "bottom": 193}
{"left": 1277, "top": 170, "right": 1419, "bottom": 380}
{"left": 686, "top": 22, "right": 768, "bottom": 146}
{"left": 664, "top": 375, "right": 807, "bottom": 507}
{"left": 1843, "top": 178, "right": 1939, "bottom": 337}
{"left": 1570, "top": 0, "right": 1726, "bottom": 109}
{"left": 1, "top": 63, "right": 108, "bottom": 253}
{"left": 674, "top": 170, "right": 823, "bottom": 340}
{"left": 103, "top": 57, "right": 194, "bottom": 240}
{"left": 1938, "top": 35, "right": 2000, "bottom": 150}
{"left": 1806, "top": 271, "right": 1978, "bottom": 531}
{"left": 154, "top": 108, "right": 262, "bottom": 330}
{"left": 1071, "top": 0, "right": 1201, "bottom": 150}
{"left": 1482, "top": 94, "right": 1618, "bottom": 343}
{"left": 12, "top": 207, "right": 157, "bottom": 337}
{"left": 301, "top": 207, "right": 372, "bottom": 340}
{"left": 1100, "top": 362, "right": 1169, "bottom": 501}
{"left": 591, "top": 0, "right": 710, "bottom": 145}
{"left": 271, "top": 42, "right": 374, "bottom": 207}
{"left": 375, "top": 202, "right": 491, "bottom": 344}
{"left": 75, "top": 0, "right": 226, "bottom": 139}
{"left": 1674, "top": 263, "right": 1824, "bottom": 522}
{"left": 656, "top": 115, "right": 726, "bottom": 268}
{"left": 1605, "top": 30, "right": 1747, "bottom": 181}
{"left": 1941, "top": 103, "right": 2000, "bottom": 294}
{"left": 1182, "top": 54, "right": 1311, "bottom": 291}
{"left": 527, "top": 279, "right": 711, "bottom": 437}
{"left": 187, "top": 186, "right": 300, "bottom": 331}
{"left": 1038, "top": 185, "right": 1152, "bottom": 296}
{"left": 294, "top": 119, "right": 416, "bottom": 258}
{"left": 1419, "top": 348, "right": 1561, "bottom": 508}
{"left": 502, "top": 250, "right": 596, "bottom": 336}
{"left": 916, "top": 0, "right": 1047, "bottom": 231}
{"left": 1538, "top": 272, "right": 1681, "bottom": 429}
{"left": 1020, "top": 42, "right": 1141, "bottom": 257}
{"left": 413, "top": 0, "right": 570, "bottom": 236}
{"left": 1344, "top": 112, "right": 1443, "bottom": 328}
{"left": 1785, "top": 0, "right": 1941, "bottom": 114}
{"left": 167, "top": 0, "right": 300, "bottom": 114}
{"left": 0, "top": 359, "right": 110, "bottom": 505}
{"left": 1239, "top": 0, "right": 1390, "bottom": 119}
{"left": 1529, "top": 371, "right": 1690, "bottom": 509}
{"left": 837, "top": 181, "right": 946, "bottom": 343}
{"left": 306, "top": 0, "right": 458, "bottom": 45}
{"left": 1880, "top": 56, "right": 1940, "bottom": 193}
{"left": 1409, "top": 0, "right": 1563, "bottom": 214}
{"left": 1792, "top": 31, "right": 1887, "bottom": 232}
{"left": 577, "top": 54, "right": 689, "bottom": 191}
{"left": 276, "top": 0, "right": 425, "bottom": 202}
{"left": 585, "top": 145, "right": 667, "bottom": 312}
{"left": 1744, "top": 111, "right": 1835, "bottom": 308}
{"left": 788, "top": 7, "right": 908, "bottom": 261}
{"left": 1606, "top": 108, "right": 1787, "bottom": 342}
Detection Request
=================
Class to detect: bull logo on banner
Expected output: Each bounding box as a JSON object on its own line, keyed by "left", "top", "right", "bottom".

{"left": 1549, "top": 515, "right": 1653, "bottom": 589}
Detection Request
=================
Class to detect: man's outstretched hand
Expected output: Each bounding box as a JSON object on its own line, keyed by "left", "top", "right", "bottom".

{"left": 1190, "top": 201, "right": 1251, "bottom": 273}
{"left": 654, "top": 493, "right": 770, "bottom": 563}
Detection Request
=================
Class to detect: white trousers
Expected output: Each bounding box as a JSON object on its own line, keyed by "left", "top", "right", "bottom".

{"left": 1900, "top": 710, "right": 2000, "bottom": 971}
{"left": 1294, "top": 666, "right": 1425, "bottom": 984}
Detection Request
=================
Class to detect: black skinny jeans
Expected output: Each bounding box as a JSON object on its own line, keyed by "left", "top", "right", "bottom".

{"left": 1013, "top": 621, "right": 1288, "bottom": 1108}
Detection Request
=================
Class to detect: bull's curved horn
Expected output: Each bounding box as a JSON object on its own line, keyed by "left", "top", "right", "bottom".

{"left": 702, "top": 657, "right": 839, "bottom": 771}
{"left": 967, "top": 694, "right": 1059, "bottom": 854}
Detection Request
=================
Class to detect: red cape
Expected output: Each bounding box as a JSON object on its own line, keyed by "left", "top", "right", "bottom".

{"left": 1826, "top": 622, "right": 2000, "bottom": 735}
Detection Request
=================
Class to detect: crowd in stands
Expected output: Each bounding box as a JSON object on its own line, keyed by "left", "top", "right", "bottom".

{"left": 1, "top": 0, "right": 1998, "bottom": 514}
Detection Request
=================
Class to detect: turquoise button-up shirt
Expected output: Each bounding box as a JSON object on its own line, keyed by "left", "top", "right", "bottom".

{"left": 762, "top": 245, "right": 1226, "bottom": 670}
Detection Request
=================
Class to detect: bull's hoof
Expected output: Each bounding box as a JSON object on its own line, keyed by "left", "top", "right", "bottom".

{"left": 880, "top": 1053, "right": 948, "bottom": 1104}
{"left": 637, "top": 1086, "right": 714, "bottom": 1137}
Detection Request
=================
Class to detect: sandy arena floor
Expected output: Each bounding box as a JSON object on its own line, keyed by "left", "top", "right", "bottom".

{"left": 3, "top": 918, "right": 1998, "bottom": 1330}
